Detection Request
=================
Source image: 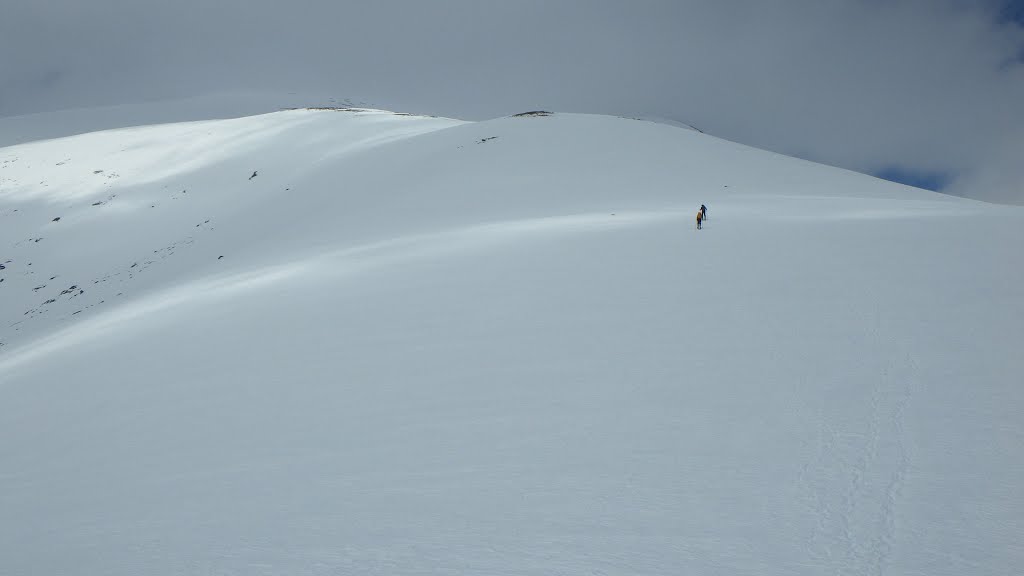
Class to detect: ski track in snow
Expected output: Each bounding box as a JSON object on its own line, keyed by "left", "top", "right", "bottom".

{"left": 796, "top": 308, "right": 917, "bottom": 576}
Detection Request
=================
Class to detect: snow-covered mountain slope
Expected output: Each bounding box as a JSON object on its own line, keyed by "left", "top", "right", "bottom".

{"left": 1, "top": 109, "right": 1022, "bottom": 575}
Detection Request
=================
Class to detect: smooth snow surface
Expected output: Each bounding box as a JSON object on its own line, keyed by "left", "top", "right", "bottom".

{"left": 1, "top": 109, "right": 1022, "bottom": 575}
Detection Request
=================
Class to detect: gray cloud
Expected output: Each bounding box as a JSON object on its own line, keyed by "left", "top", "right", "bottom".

{"left": 2, "top": 0, "right": 1022, "bottom": 203}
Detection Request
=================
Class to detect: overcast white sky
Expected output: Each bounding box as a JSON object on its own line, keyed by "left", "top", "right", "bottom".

{"left": 2, "top": 0, "right": 1022, "bottom": 203}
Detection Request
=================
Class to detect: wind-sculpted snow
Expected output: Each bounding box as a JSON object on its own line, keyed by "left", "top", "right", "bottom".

{"left": 0, "top": 210, "right": 670, "bottom": 376}
{"left": 1, "top": 109, "right": 1022, "bottom": 575}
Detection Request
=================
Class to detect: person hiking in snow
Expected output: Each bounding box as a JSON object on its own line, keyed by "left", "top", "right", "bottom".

{"left": 696, "top": 208, "right": 703, "bottom": 230}
{"left": 700, "top": 204, "right": 707, "bottom": 221}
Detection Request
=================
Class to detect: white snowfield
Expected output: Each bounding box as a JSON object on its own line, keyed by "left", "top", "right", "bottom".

{"left": 1, "top": 108, "right": 1022, "bottom": 575}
